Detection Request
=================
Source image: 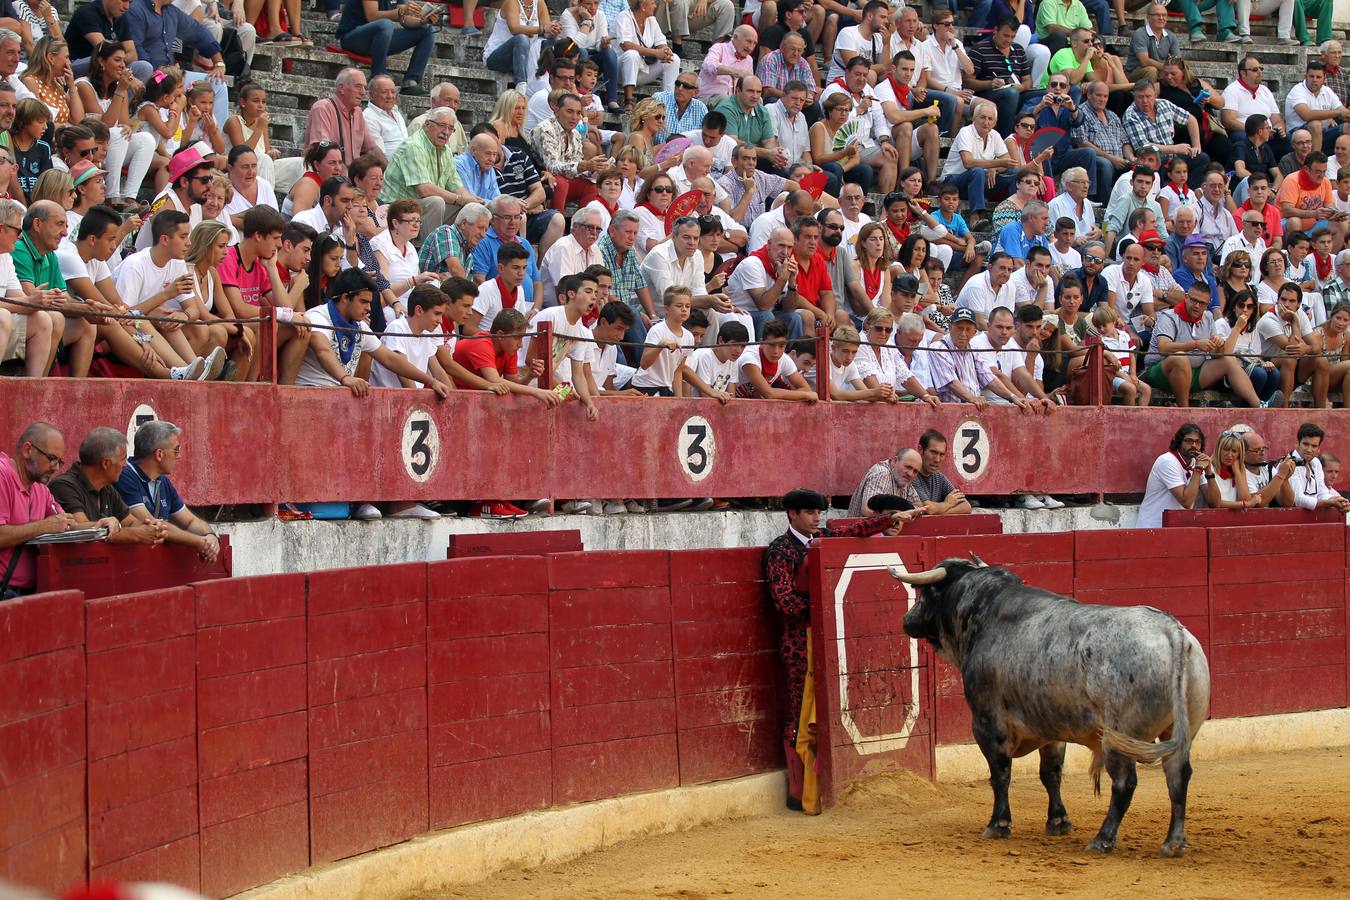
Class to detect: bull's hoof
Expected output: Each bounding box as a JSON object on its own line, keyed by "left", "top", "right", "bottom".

{"left": 983, "top": 823, "right": 1011, "bottom": 839}
{"left": 1085, "top": 836, "right": 1115, "bottom": 853}
{"left": 1161, "top": 839, "right": 1187, "bottom": 858}
{"left": 1045, "top": 817, "right": 1073, "bottom": 836}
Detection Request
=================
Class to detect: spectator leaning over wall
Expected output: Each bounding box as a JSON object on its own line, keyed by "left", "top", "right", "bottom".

{"left": 116, "top": 419, "right": 221, "bottom": 561}
{"left": 48, "top": 425, "right": 166, "bottom": 544}
{"left": 0, "top": 422, "right": 76, "bottom": 599}
{"left": 1281, "top": 421, "right": 1350, "bottom": 511}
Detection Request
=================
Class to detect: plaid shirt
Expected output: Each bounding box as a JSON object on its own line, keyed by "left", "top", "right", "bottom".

{"left": 1326, "top": 65, "right": 1350, "bottom": 109}
{"left": 419, "top": 224, "right": 468, "bottom": 275}
{"left": 1323, "top": 274, "right": 1350, "bottom": 315}
{"left": 757, "top": 49, "right": 813, "bottom": 93}
{"left": 1122, "top": 97, "right": 1189, "bottom": 153}
{"left": 846, "top": 460, "right": 924, "bottom": 516}
{"left": 1074, "top": 107, "right": 1127, "bottom": 158}
{"left": 652, "top": 90, "right": 707, "bottom": 143}
{"left": 718, "top": 168, "right": 788, "bottom": 229}
{"left": 600, "top": 232, "right": 646, "bottom": 310}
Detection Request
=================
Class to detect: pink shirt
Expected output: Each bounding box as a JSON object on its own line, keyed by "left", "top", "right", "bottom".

{"left": 0, "top": 452, "right": 62, "bottom": 590}
{"left": 699, "top": 41, "right": 755, "bottom": 97}
{"left": 302, "top": 97, "right": 379, "bottom": 166}
{"left": 218, "top": 245, "right": 273, "bottom": 308}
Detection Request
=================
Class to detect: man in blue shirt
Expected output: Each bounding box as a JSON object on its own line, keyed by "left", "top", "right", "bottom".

{"left": 995, "top": 200, "right": 1052, "bottom": 260}
{"left": 454, "top": 134, "right": 501, "bottom": 206}
{"left": 470, "top": 195, "right": 541, "bottom": 310}
{"left": 1033, "top": 73, "right": 1099, "bottom": 196}
{"left": 115, "top": 419, "right": 221, "bottom": 562}
{"left": 1171, "top": 233, "right": 1222, "bottom": 311}
{"left": 123, "top": 0, "right": 227, "bottom": 123}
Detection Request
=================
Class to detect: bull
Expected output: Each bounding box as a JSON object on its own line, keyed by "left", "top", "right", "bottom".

{"left": 890, "top": 555, "right": 1210, "bottom": 857}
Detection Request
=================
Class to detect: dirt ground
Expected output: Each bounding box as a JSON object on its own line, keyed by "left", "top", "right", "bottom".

{"left": 423, "top": 747, "right": 1350, "bottom": 899}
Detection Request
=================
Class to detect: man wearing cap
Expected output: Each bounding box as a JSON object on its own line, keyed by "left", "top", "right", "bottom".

{"left": 1220, "top": 212, "right": 1269, "bottom": 268}
{"left": 136, "top": 145, "right": 206, "bottom": 252}
{"left": 1173, "top": 233, "right": 1224, "bottom": 309}
{"left": 1193, "top": 168, "right": 1238, "bottom": 253}
{"left": 931, "top": 306, "right": 1032, "bottom": 407}
{"left": 764, "top": 486, "right": 908, "bottom": 815}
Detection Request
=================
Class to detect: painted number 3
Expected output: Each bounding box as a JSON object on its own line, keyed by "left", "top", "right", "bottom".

{"left": 677, "top": 416, "right": 716, "bottom": 483}
{"left": 401, "top": 409, "right": 440, "bottom": 483}
{"left": 955, "top": 420, "right": 990, "bottom": 482}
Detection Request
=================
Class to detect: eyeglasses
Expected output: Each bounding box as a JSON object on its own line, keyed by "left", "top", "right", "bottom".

{"left": 1243, "top": 219, "right": 1263, "bottom": 226}
{"left": 869, "top": 325, "right": 894, "bottom": 334}
{"left": 650, "top": 185, "right": 674, "bottom": 193}
{"left": 29, "top": 444, "right": 62, "bottom": 468}
{"left": 1016, "top": 122, "right": 1035, "bottom": 130}
{"left": 574, "top": 223, "right": 601, "bottom": 232}
{"left": 1231, "top": 261, "right": 1251, "bottom": 268}
{"left": 77, "top": 147, "right": 94, "bottom": 158}
{"left": 1243, "top": 65, "right": 1263, "bottom": 73}
{"left": 395, "top": 218, "right": 422, "bottom": 227}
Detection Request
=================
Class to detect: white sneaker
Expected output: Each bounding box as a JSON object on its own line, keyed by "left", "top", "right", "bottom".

{"left": 604, "top": 500, "right": 628, "bottom": 515}
{"left": 171, "top": 357, "right": 205, "bottom": 380}
{"left": 560, "top": 500, "right": 592, "bottom": 514}
{"left": 526, "top": 498, "right": 551, "bottom": 513}
{"left": 1040, "top": 495, "right": 1065, "bottom": 509}
{"left": 200, "top": 345, "right": 226, "bottom": 381}
{"left": 1014, "top": 494, "right": 1045, "bottom": 510}
{"left": 353, "top": 503, "right": 383, "bottom": 520}
{"left": 624, "top": 500, "right": 646, "bottom": 514}
{"left": 388, "top": 503, "right": 440, "bottom": 519}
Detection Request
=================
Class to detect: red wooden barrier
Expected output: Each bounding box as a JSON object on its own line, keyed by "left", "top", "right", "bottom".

{"left": 0, "top": 591, "right": 86, "bottom": 891}
{"left": 5, "top": 379, "right": 1344, "bottom": 505}
{"left": 36, "top": 537, "right": 232, "bottom": 599}
{"left": 85, "top": 587, "right": 200, "bottom": 888}
{"left": 195, "top": 574, "right": 309, "bottom": 897}
{"left": 426, "top": 556, "right": 552, "bottom": 830}
{"left": 826, "top": 513, "right": 1003, "bottom": 536}
{"left": 446, "top": 529, "right": 583, "bottom": 559}
{"left": 307, "top": 564, "right": 429, "bottom": 864}
{"left": 1164, "top": 508, "right": 1345, "bottom": 527}
{"left": 547, "top": 551, "right": 681, "bottom": 804}
{"left": 670, "top": 548, "right": 780, "bottom": 784}
{"left": 809, "top": 536, "right": 934, "bottom": 808}
{"left": 1207, "top": 524, "right": 1348, "bottom": 718}
{"left": 1075, "top": 528, "right": 1212, "bottom": 649}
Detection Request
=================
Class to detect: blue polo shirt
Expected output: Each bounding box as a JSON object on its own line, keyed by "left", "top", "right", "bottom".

{"left": 454, "top": 155, "right": 500, "bottom": 205}
{"left": 995, "top": 222, "right": 1051, "bottom": 260}
{"left": 115, "top": 460, "right": 185, "bottom": 520}
{"left": 1172, "top": 264, "right": 1223, "bottom": 311}
{"left": 470, "top": 226, "right": 541, "bottom": 296}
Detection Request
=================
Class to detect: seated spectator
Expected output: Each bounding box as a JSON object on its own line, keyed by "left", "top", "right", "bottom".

{"left": 660, "top": 0, "right": 734, "bottom": 59}
{"left": 995, "top": 199, "right": 1051, "bottom": 261}
{"left": 826, "top": 1, "right": 890, "bottom": 84}
{"left": 302, "top": 69, "right": 380, "bottom": 167}
{"left": 726, "top": 224, "right": 799, "bottom": 340}
{"left": 699, "top": 24, "right": 756, "bottom": 108}
{"left": 1277, "top": 150, "right": 1347, "bottom": 241}
{"left": 1258, "top": 281, "right": 1326, "bottom": 406}
{"left": 1278, "top": 128, "right": 1315, "bottom": 177}
{"left": 967, "top": 305, "right": 1049, "bottom": 413}
{"left": 10, "top": 98, "right": 52, "bottom": 203}
{"left": 1089, "top": 303, "right": 1149, "bottom": 405}
{"left": 467, "top": 241, "right": 530, "bottom": 333}
{"left": 488, "top": 121, "right": 564, "bottom": 256}
{"left": 1235, "top": 427, "right": 1295, "bottom": 507}
{"left": 854, "top": 305, "right": 937, "bottom": 404}
{"left": 137, "top": 144, "right": 209, "bottom": 250}
{"left": 872, "top": 50, "right": 941, "bottom": 186}
{"left": 599, "top": 208, "right": 654, "bottom": 356}
{"left": 282, "top": 141, "right": 344, "bottom": 218}
{"left": 748, "top": 188, "right": 813, "bottom": 253}
{"left": 1122, "top": 80, "right": 1207, "bottom": 189}
{"left": 759, "top": 33, "right": 814, "bottom": 106}
{"left": 295, "top": 267, "right": 448, "bottom": 398}
{"left": 525, "top": 57, "right": 577, "bottom": 134}
{"left": 847, "top": 448, "right": 926, "bottom": 516}
{"left": 65, "top": 0, "right": 156, "bottom": 83}
{"left": 471, "top": 194, "right": 542, "bottom": 307}
{"left": 968, "top": 15, "right": 1032, "bottom": 135}
{"left": 956, "top": 250, "right": 1016, "bottom": 329}
{"left": 632, "top": 283, "right": 695, "bottom": 396}
{"left": 407, "top": 83, "right": 466, "bottom": 153}
{"left": 641, "top": 213, "right": 729, "bottom": 317}
{"left": 1104, "top": 164, "right": 1167, "bottom": 252}
{"left": 930, "top": 307, "right": 1016, "bottom": 407}
{"left": 337, "top": 0, "right": 436, "bottom": 97}
{"left": 1232, "top": 114, "right": 1283, "bottom": 194}
{"left": 524, "top": 271, "right": 600, "bottom": 413}
{"left": 115, "top": 419, "right": 220, "bottom": 559}
{"left": 651, "top": 72, "right": 706, "bottom": 142}
{"left": 540, "top": 205, "right": 603, "bottom": 308}
{"left": 363, "top": 75, "right": 409, "bottom": 161}
{"left": 222, "top": 86, "right": 279, "bottom": 186}
{"left": 48, "top": 426, "right": 166, "bottom": 544}
{"left": 419, "top": 202, "right": 490, "bottom": 279}
{"left": 614, "top": 0, "right": 678, "bottom": 108}
{"left": 0, "top": 422, "right": 79, "bottom": 598}
{"left": 1232, "top": 171, "right": 1284, "bottom": 250}
{"left": 588, "top": 296, "right": 640, "bottom": 395}
{"left": 381, "top": 108, "right": 480, "bottom": 232}
{"left": 1137, "top": 423, "right": 1208, "bottom": 528}
{"left": 734, "top": 316, "right": 815, "bottom": 400}
{"left": 1073, "top": 80, "right": 1130, "bottom": 206}
{"left": 677, "top": 318, "right": 745, "bottom": 401}
{"left": 455, "top": 134, "right": 501, "bottom": 213}
{"left": 1287, "top": 60, "right": 1347, "bottom": 154}
{"left": 939, "top": 100, "right": 1015, "bottom": 231}
{"left": 12, "top": 198, "right": 99, "bottom": 375}
{"left": 1281, "top": 422, "right": 1350, "bottom": 510}
{"left": 819, "top": 56, "right": 897, "bottom": 191}
{"left": 1007, "top": 244, "right": 1056, "bottom": 309}
{"left": 766, "top": 80, "right": 813, "bottom": 178}
{"left": 531, "top": 91, "right": 602, "bottom": 212}
{"left": 1144, "top": 280, "right": 1261, "bottom": 407}
{"left": 483, "top": 0, "right": 557, "bottom": 93}
{"left": 719, "top": 142, "right": 795, "bottom": 232}
{"left": 123, "top": 0, "right": 228, "bottom": 122}
{"left": 910, "top": 429, "right": 972, "bottom": 514}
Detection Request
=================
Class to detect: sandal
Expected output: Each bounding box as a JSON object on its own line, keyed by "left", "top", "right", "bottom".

{"left": 606, "top": 100, "right": 623, "bottom": 114}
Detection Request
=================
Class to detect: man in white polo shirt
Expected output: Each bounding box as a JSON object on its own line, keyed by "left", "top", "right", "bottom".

{"left": 1221, "top": 55, "right": 1291, "bottom": 158}
{"left": 1285, "top": 59, "right": 1350, "bottom": 154}
{"left": 955, "top": 250, "right": 1016, "bottom": 329}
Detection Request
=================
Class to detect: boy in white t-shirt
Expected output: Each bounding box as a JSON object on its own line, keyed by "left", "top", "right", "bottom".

{"left": 524, "top": 271, "right": 601, "bottom": 420}
{"left": 590, "top": 299, "right": 642, "bottom": 394}
{"left": 827, "top": 325, "right": 892, "bottom": 402}
{"left": 371, "top": 284, "right": 450, "bottom": 388}
{"left": 632, "top": 285, "right": 696, "bottom": 396}
{"left": 1257, "top": 284, "right": 1321, "bottom": 405}
{"left": 678, "top": 318, "right": 746, "bottom": 402}
{"left": 1049, "top": 216, "right": 1082, "bottom": 275}
{"left": 1090, "top": 304, "right": 1150, "bottom": 406}
{"left": 467, "top": 241, "right": 530, "bottom": 334}
{"left": 735, "top": 317, "right": 817, "bottom": 400}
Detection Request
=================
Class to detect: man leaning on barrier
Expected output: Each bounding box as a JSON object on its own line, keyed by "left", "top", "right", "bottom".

{"left": 116, "top": 419, "right": 221, "bottom": 563}
{"left": 48, "top": 426, "right": 166, "bottom": 546}
{"left": 0, "top": 422, "right": 77, "bottom": 599}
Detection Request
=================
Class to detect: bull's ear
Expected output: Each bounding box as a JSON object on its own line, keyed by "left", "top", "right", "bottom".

{"left": 968, "top": 552, "right": 989, "bottom": 568}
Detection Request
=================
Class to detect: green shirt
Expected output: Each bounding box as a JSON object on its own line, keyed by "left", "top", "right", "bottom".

{"left": 1036, "top": 0, "right": 1092, "bottom": 39}
{"left": 1040, "top": 47, "right": 1093, "bottom": 88}
{"left": 379, "top": 129, "right": 462, "bottom": 204}
{"left": 12, "top": 232, "right": 65, "bottom": 290}
{"left": 713, "top": 97, "right": 776, "bottom": 148}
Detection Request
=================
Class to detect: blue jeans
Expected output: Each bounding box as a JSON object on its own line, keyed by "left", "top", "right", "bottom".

{"left": 1246, "top": 361, "right": 1279, "bottom": 401}
{"left": 340, "top": 19, "right": 437, "bottom": 84}
{"left": 967, "top": 0, "right": 994, "bottom": 29}
{"left": 485, "top": 33, "right": 531, "bottom": 85}
{"left": 747, "top": 310, "right": 804, "bottom": 341}
{"left": 622, "top": 308, "right": 648, "bottom": 367}
{"left": 926, "top": 89, "right": 958, "bottom": 135}
{"left": 582, "top": 46, "right": 620, "bottom": 105}
{"left": 944, "top": 168, "right": 1017, "bottom": 214}
{"left": 822, "top": 161, "right": 873, "bottom": 194}
{"left": 1080, "top": 0, "right": 1115, "bottom": 35}
{"left": 1087, "top": 154, "right": 1117, "bottom": 205}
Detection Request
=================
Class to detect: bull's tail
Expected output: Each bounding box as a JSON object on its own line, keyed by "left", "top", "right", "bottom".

{"left": 1096, "top": 628, "right": 1194, "bottom": 782}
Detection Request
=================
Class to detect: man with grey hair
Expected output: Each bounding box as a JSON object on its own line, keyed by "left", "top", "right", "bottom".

{"left": 470, "top": 195, "right": 542, "bottom": 312}
{"left": 407, "top": 83, "right": 465, "bottom": 153}
{"left": 418, "top": 201, "right": 490, "bottom": 278}
{"left": 600, "top": 208, "right": 653, "bottom": 360}
{"left": 1321, "top": 248, "right": 1350, "bottom": 308}
{"left": 380, "top": 107, "right": 482, "bottom": 231}
{"left": 115, "top": 420, "right": 220, "bottom": 562}
{"left": 49, "top": 427, "right": 166, "bottom": 546}
{"left": 456, "top": 133, "right": 502, "bottom": 207}
{"left": 847, "top": 448, "right": 927, "bottom": 517}
{"left": 995, "top": 199, "right": 1051, "bottom": 262}
{"left": 641, "top": 214, "right": 731, "bottom": 317}
{"left": 1046, "top": 165, "right": 1101, "bottom": 243}
{"left": 1321, "top": 40, "right": 1350, "bottom": 110}
{"left": 669, "top": 144, "right": 726, "bottom": 202}
{"left": 540, "top": 205, "right": 605, "bottom": 308}
{"left": 0, "top": 422, "right": 77, "bottom": 598}
{"left": 14, "top": 200, "right": 99, "bottom": 378}
{"left": 302, "top": 67, "right": 381, "bottom": 165}
{"left": 363, "top": 74, "right": 409, "bottom": 161}
{"left": 0, "top": 29, "right": 32, "bottom": 100}
{"left": 895, "top": 312, "right": 938, "bottom": 395}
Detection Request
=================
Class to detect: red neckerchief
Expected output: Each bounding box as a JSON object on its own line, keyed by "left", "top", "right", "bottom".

{"left": 1172, "top": 450, "right": 1195, "bottom": 475}
{"left": 832, "top": 77, "right": 862, "bottom": 101}
{"left": 596, "top": 197, "right": 618, "bottom": 214}
{"left": 862, "top": 261, "right": 883, "bottom": 299}
{"left": 820, "top": 244, "right": 837, "bottom": 263}
{"left": 496, "top": 276, "right": 519, "bottom": 308}
{"left": 885, "top": 217, "right": 909, "bottom": 245}
{"left": 1237, "top": 78, "right": 1261, "bottom": 100}
{"left": 1315, "top": 250, "right": 1334, "bottom": 280}
{"left": 886, "top": 73, "right": 910, "bottom": 108}
{"left": 1328, "top": 65, "right": 1342, "bottom": 76}
{"left": 1298, "top": 166, "right": 1322, "bottom": 192}
{"left": 750, "top": 246, "right": 779, "bottom": 279}
{"left": 1173, "top": 300, "right": 1203, "bottom": 324}
{"left": 1219, "top": 465, "right": 1235, "bottom": 480}
{"left": 582, "top": 307, "right": 600, "bottom": 327}
{"left": 638, "top": 202, "right": 670, "bottom": 234}
{"left": 760, "top": 348, "right": 780, "bottom": 381}
{"left": 1143, "top": 259, "right": 1161, "bottom": 275}
{"left": 1171, "top": 181, "right": 1191, "bottom": 202}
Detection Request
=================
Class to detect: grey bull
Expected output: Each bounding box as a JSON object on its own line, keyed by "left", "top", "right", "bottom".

{"left": 890, "top": 556, "right": 1211, "bottom": 857}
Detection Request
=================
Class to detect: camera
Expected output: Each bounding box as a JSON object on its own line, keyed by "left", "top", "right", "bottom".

{"left": 1290, "top": 453, "right": 1308, "bottom": 467}
{"left": 1049, "top": 95, "right": 1062, "bottom": 104}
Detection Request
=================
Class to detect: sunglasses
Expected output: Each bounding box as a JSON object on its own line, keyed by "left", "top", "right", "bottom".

{"left": 1084, "top": 255, "right": 1105, "bottom": 263}
{"left": 676, "top": 81, "right": 697, "bottom": 89}
{"left": 869, "top": 325, "right": 894, "bottom": 334}
{"left": 650, "top": 185, "right": 674, "bottom": 193}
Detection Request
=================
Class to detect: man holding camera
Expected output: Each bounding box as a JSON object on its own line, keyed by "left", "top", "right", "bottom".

{"left": 1281, "top": 422, "right": 1350, "bottom": 511}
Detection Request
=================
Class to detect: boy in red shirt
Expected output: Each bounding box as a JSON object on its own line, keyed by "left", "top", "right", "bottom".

{"left": 451, "top": 308, "right": 561, "bottom": 406}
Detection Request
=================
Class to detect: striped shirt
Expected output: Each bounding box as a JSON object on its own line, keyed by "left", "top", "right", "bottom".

{"left": 497, "top": 144, "right": 543, "bottom": 203}
{"left": 968, "top": 35, "right": 1030, "bottom": 84}
{"left": 847, "top": 460, "right": 924, "bottom": 516}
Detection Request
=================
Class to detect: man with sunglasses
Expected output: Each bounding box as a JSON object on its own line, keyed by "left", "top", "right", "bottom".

{"left": 1055, "top": 239, "right": 1111, "bottom": 309}
{"left": 923, "top": 11, "right": 973, "bottom": 136}
{"left": 540, "top": 205, "right": 604, "bottom": 308}
{"left": 652, "top": 73, "right": 706, "bottom": 142}
{"left": 0, "top": 422, "right": 78, "bottom": 599}
{"left": 1221, "top": 56, "right": 1291, "bottom": 161}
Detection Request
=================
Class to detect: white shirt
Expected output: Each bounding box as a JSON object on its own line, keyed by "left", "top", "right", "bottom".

{"left": 827, "top": 26, "right": 899, "bottom": 82}
{"left": 1049, "top": 242, "right": 1081, "bottom": 271}
{"left": 363, "top": 103, "right": 409, "bottom": 161}
{"left": 1219, "top": 232, "right": 1266, "bottom": 269}
{"left": 1108, "top": 171, "right": 1162, "bottom": 213}
{"left": 727, "top": 254, "right": 773, "bottom": 312}
{"left": 1212, "top": 316, "right": 1262, "bottom": 356}
{"left": 893, "top": 35, "right": 929, "bottom": 86}
{"left": 371, "top": 230, "right": 419, "bottom": 304}
{"left": 524, "top": 305, "right": 594, "bottom": 384}
{"left": 224, "top": 178, "right": 279, "bottom": 222}
{"left": 942, "top": 124, "right": 1005, "bottom": 178}
{"left": 370, "top": 317, "right": 446, "bottom": 387}
{"left": 955, "top": 271, "right": 1016, "bottom": 317}
{"left": 1007, "top": 267, "right": 1056, "bottom": 308}
{"left": 969, "top": 333, "right": 1041, "bottom": 400}
{"left": 471, "top": 277, "right": 527, "bottom": 333}
{"left": 56, "top": 242, "right": 112, "bottom": 288}
{"left": 526, "top": 89, "right": 556, "bottom": 135}
{"left": 1137, "top": 451, "right": 1201, "bottom": 528}
{"left": 641, "top": 241, "right": 707, "bottom": 314}
{"left": 1046, "top": 193, "right": 1097, "bottom": 237}
{"left": 632, "top": 319, "right": 694, "bottom": 388}
{"left": 669, "top": 166, "right": 729, "bottom": 204}
{"left": 1221, "top": 80, "right": 1281, "bottom": 123}
{"left": 136, "top": 189, "right": 202, "bottom": 251}
{"left": 560, "top": 5, "right": 608, "bottom": 50}
{"left": 1256, "top": 308, "right": 1314, "bottom": 356}
{"left": 735, "top": 344, "right": 799, "bottom": 386}
{"left": 634, "top": 205, "right": 667, "bottom": 255}
{"left": 1284, "top": 81, "right": 1343, "bottom": 132}
{"left": 1102, "top": 263, "right": 1154, "bottom": 329}
{"left": 854, "top": 342, "right": 916, "bottom": 390}
{"left": 1287, "top": 454, "right": 1337, "bottom": 509}
{"left": 295, "top": 303, "right": 381, "bottom": 386}
{"left": 747, "top": 205, "right": 786, "bottom": 253}
{"left": 686, "top": 346, "right": 736, "bottom": 395}
{"left": 767, "top": 101, "right": 810, "bottom": 165}
{"left": 539, "top": 234, "right": 603, "bottom": 307}
{"left": 682, "top": 130, "right": 738, "bottom": 173}
{"left": 923, "top": 34, "right": 966, "bottom": 92}
{"left": 114, "top": 248, "right": 191, "bottom": 312}
{"left": 614, "top": 9, "right": 668, "bottom": 54}
{"left": 828, "top": 358, "right": 864, "bottom": 391}
{"left": 819, "top": 81, "right": 889, "bottom": 149}
{"left": 841, "top": 211, "right": 872, "bottom": 258}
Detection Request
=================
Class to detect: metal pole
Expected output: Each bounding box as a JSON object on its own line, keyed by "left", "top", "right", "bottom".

{"left": 538, "top": 320, "right": 554, "bottom": 391}
{"left": 260, "top": 309, "right": 277, "bottom": 385}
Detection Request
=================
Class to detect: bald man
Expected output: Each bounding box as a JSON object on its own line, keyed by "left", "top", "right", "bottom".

{"left": 848, "top": 448, "right": 927, "bottom": 515}
{"left": 455, "top": 133, "right": 502, "bottom": 206}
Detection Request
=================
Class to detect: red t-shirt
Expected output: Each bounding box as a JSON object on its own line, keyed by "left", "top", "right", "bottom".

{"left": 794, "top": 252, "right": 834, "bottom": 306}
{"left": 452, "top": 334, "right": 518, "bottom": 389}
{"left": 218, "top": 246, "right": 272, "bottom": 307}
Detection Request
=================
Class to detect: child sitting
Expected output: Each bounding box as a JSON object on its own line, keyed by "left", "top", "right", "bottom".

{"left": 827, "top": 326, "right": 894, "bottom": 402}
{"left": 1091, "top": 304, "right": 1150, "bottom": 407}
{"left": 736, "top": 319, "right": 817, "bottom": 401}
{"left": 678, "top": 319, "right": 747, "bottom": 402}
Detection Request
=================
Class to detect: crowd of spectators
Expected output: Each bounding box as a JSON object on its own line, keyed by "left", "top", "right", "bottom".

{"left": 4, "top": 0, "right": 1350, "bottom": 476}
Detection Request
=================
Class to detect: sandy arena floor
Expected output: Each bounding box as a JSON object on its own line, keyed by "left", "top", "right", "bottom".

{"left": 422, "top": 747, "right": 1350, "bottom": 899}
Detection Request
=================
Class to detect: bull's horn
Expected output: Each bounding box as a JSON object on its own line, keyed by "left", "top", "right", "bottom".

{"left": 968, "top": 552, "right": 990, "bottom": 568}
{"left": 887, "top": 566, "right": 948, "bottom": 585}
